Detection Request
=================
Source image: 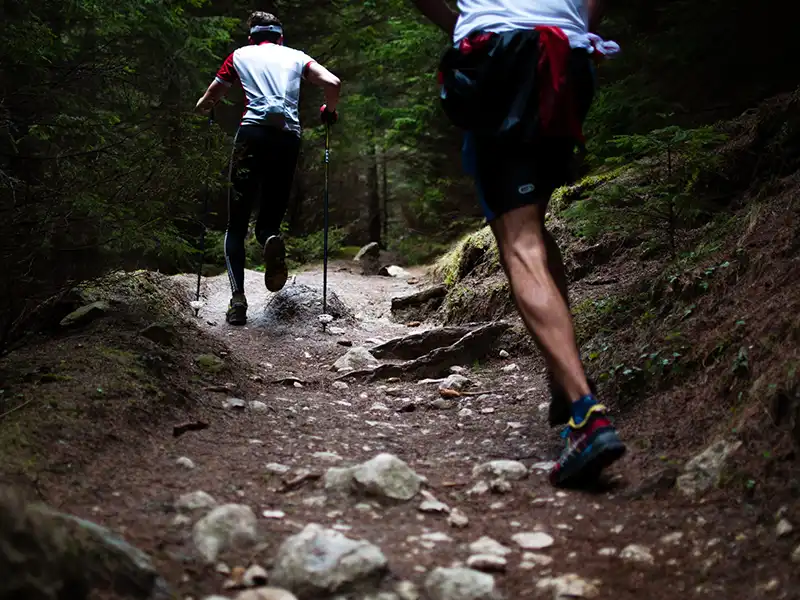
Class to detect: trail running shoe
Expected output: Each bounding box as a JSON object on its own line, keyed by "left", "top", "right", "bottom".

{"left": 549, "top": 404, "right": 626, "bottom": 487}
{"left": 226, "top": 298, "right": 247, "bottom": 326}
{"left": 548, "top": 376, "right": 599, "bottom": 427}
{"left": 263, "top": 235, "right": 288, "bottom": 293}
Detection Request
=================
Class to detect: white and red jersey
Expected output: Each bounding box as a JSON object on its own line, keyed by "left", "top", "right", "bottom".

{"left": 215, "top": 41, "right": 315, "bottom": 135}
{"left": 454, "top": 0, "right": 591, "bottom": 49}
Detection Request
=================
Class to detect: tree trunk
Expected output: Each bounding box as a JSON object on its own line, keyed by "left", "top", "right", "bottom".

{"left": 382, "top": 147, "right": 389, "bottom": 244}
{"left": 367, "top": 142, "right": 382, "bottom": 246}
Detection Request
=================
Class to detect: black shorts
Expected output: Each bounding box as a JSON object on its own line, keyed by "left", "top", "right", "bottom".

{"left": 462, "top": 48, "right": 596, "bottom": 221}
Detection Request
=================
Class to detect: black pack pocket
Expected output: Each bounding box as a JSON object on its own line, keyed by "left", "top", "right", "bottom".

{"left": 438, "top": 29, "right": 541, "bottom": 136}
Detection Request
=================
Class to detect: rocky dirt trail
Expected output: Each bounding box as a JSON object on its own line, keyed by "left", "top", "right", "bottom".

{"left": 20, "top": 261, "right": 800, "bottom": 600}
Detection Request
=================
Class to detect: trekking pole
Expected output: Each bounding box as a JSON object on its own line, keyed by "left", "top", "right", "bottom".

{"left": 322, "top": 122, "right": 331, "bottom": 316}
{"left": 194, "top": 107, "right": 215, "bottom": 317}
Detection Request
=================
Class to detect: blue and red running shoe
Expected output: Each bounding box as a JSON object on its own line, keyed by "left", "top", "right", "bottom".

{"left": 549, "top": 403, "right": 626, "bottom": 487}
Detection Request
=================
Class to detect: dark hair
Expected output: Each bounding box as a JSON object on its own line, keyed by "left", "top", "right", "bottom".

{"left": 248, "top": 11, "right": 283, "bottom": 44}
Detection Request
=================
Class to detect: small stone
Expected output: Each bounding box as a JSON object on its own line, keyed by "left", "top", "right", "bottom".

{"left": 498, "top": 350, "right": 510, "bottom": 359}
{"left": 458, "top": 408, "right": 474, "bottom": 418}
{"left": 448, "top": 508, "right": 469, "bottom": 528}
{"left": 172, "top": 514, "right": 193, "bottom": 526}
{"left": 235, "top": 588, "right": 299, "bottom": 600}
{"left": 224, "top": 398, "right": 247, "bottom": 410}
{"left": 140, "top": 323, "right": 175, "bottom": 346}
{"left": 177, "top": 456, "right": 196, "bottom": 469}
{"left": 60, "top": 301, "right": 111, "bottom": 327}
{"left": 424, "top": 567, "right": 500, "bottom": 600}
{"left": 312, "top": 451, "right": 343, "bottom": 462}
{"left": 776, "top": 519, "right": 794, "bottom": 538}
{"left": 598, "top": 547, "right": 617, "bottom": 557}
{"left": 512, "top": 531, "right": 554, "bottom": 550}
{"left": 469, "top": 536, "right": 512, "bottom": 557}
{"left": 216, "top": 562, "right": 231, "bottom": 575}
{"left": 480, "top": 408, "right": 495, "bottom": 414}
{"left": 249, "top": 401, "right": 269, "bottom": 412}
{"left": 450, "top": 366, "right": 467, "bottom": 374}
{"left": 660, "top": 532, "right": 684, "bottom": 545}
{"left": 472, "top": 460, "right": 527, "bottom": 481}
{"left": 332, "top": 381, "right": 349, "bottom": 390}
{"left": 395, "top": 580, "right": 420, "bottom": 600}
{"left": 620, "top": 544, "right": 654, "bottom": 565}
{"left": 265, "top": 463, "right": 291, "bottom": 474}
{"left": 176, "top": 491, "right": 217, "bottom": 512}
{"left": 243, "top": 564, "right": 269, "bottom": 587}
{"left": 466, "top": 554, "right": 507, "bottom": 573}
{"left": 419, "top": 491, "right": 450, "bottom": 514}
{"left": 489, "top": 479, "right": 512, "bottom": 494}
{"left": 677, "top": 439, "right": 742, "bottom": 497}
{"left": 522, "top": 552, "right": 554, "bottom": 566}
{"left": 333, "top": 347, "right": 379, "bottom": 372}
{"left": 501, "top": 363, "right": 518, "bottom": 373}
{"left": 192, "top": 504, "right": 258, "bottom": 563}
{"left": 536, "top": 574, "right": 599, "bottom": 599}
{"left": 421, "top": 532, "right": 452, "bottom": 543}
{"left": 195, "top": 354, "right": 226, "bottom": 373}
{"left": 262, "top": 510, "right": 286, "bottom": 520}
{"left": 467, "top": 481, "right": 490, "bottom": 496}
{"left": 438, "top": 374, "right": 471, "bottom": 392}
{"left": 791, "top": 544, "right": 800, "bottom": 563}
{"left": 757, "top": 578, "right": 780, "bottom": 593}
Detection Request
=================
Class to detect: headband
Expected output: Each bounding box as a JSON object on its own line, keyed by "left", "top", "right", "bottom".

{"left": 250, "top": 24, "right": 283, "bottom": 36}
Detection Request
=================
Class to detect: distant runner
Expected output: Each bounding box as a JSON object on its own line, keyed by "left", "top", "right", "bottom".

{"left": 196, "top": 11, "right": 341, "bottom": 325}
{"left": 410, "top": 0, "right": 625, "bottom": 486}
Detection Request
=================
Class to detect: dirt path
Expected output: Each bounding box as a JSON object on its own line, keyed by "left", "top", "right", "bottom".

{"left": 28, "top": 262, "right": 799, "bottom": 600}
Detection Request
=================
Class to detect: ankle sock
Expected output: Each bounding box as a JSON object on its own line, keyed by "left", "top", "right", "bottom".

{"left": 571, "top": 394, "right": 598, "bottom": 426}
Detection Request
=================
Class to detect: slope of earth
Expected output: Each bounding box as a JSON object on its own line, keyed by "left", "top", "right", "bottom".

{"left": 1, "top": 245, "right": 798, "bottom": 600}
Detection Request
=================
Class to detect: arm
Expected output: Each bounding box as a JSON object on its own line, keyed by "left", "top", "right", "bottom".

{"left": 410, "top": 0, "right": 459, "bottom": 37}
{"left": 195, "top": 79, "right": 228, "bottom": 115}
{"left": 305, "top": 62, "right": 342, "bottom": 112}
{"left": 588, "top": 0, "right": 604, "bottom": 32}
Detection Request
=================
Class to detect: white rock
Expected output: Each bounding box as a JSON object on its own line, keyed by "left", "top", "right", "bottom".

{"left": 172, "top": 514, "right": 193, "bottom": 526}
{"left": 176, "top": 491, "right": 217, "bottom": 513}
{"left": 325, "top": 453, "right": 423, "bottom": 501}
{"left": 522, "top": 552, "right": 554, "bottom": 566}
{"left": 530, "top": 461, "right": 557, "bottom": 474}
{"left": 469, "top": 536, "right": 512, "bottom": 557}
{"left": 333, "top": 347, "right": 379, "bottom": 372}
{"left": 466, "top": 554, "right": 507, "bottom": 573}
{"left": 192, "top": 504, "right": 258, "bottom": 563}
{"left": 176, "top": 456, "right": 196, "bottom": 469}
{"left": 776, "top": 519, "right": 794, "bottom": 538}
{"left": 242, "top": 564, "right": 269, "bottom": 587}
{"left": 318, "top": 314, "right": 334, "bottom": 324}
{"left": 620, "top": 544, "right": 654, "bottom": 565}
{"left": 395, "top": 580, "right": 421, "bottom": 600}
{"left": 676, "top": 439, "right": 742, "bottom": 497}
{"left": 472, "top": 460, "right": 527, "bottom": 481}
{"left": 424, "top": 567, "right": 501, "bottom": 600}
{"left": 332, "top": 381, "right": 349, "bottom": 390}
{"left": 313, "top": 451, "right": 343, "bottom": 462}
{"left": 262, "top": 510, "right": 286, "bottom": 519}
{"left": 467, "top": 481, "right": 490, "bottom": 496}
{"left": 421, "top": 532, "right": 453, "bottom": 543}
{"left": 224, "top": 398, "right": 247, "bottom": 410}
{"left": 249, "top": 400, "right": 269, "bottom": 412}
{"left": 501, "top": 363, "right": 518, "bottom": 373}
{"left": 448, "top": 508, "right": 470, "bottom": 528}
{"left": 438, "top": 374, "right": 471, "bottom": 392}
{"left": 597, "top": 547, "right": 618, "bottom": 557}
{"left": 660, "top": 532, "right": 684, "bottom": 545}
{"left": 234, "top": 587, "right": 299, "bottom": 600}
{"left": 419, "top": 491, "right": 450, "bottom": 514}
{"left": 270, "top": 523, "right": 388, "bottom": 596}
{"left": 512, "top": 531, "right": 554, "bottom": 550}
{"left": 498, "top": 350, "right": 510, "bottom": 359}
{"left": 265, "top": 463, "right": 291, "bottom": 474}
{"left": 791, "top": 544, "right": 800, "bottom": 563}
{"left": 489, "top": 479, "right": 512, "bottom": 494}
{"left": 458, "top": 408, "right": 474, "bottom": 418}
{"left": 536, "top": 574, "right": 599, "bottom": 599}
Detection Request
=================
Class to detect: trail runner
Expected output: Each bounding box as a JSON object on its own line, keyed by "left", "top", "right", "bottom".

{"left": 410, "top": 0, "right": 625, "bottom": 486}
{"left": 196, "top": 11, "right": 341, "bottom": 325}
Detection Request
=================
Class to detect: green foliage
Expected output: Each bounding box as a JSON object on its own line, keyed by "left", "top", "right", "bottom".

{"left": 563, "top": 123, "right": 727, "bottom": 254}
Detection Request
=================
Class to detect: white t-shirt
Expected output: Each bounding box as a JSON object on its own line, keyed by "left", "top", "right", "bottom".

{"left": 216, "top": 42, "right": 315, "bottom": 135}
{"left": 454, "top": 0, "right": 591, "bottom": 49}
